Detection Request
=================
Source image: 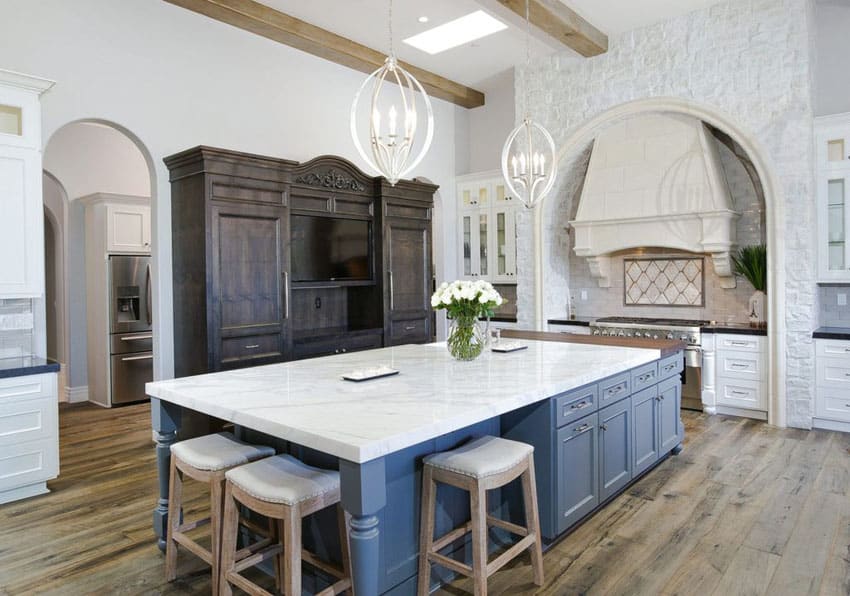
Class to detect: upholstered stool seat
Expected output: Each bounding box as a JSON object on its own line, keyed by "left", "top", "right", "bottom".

{"left": 424, "top": 435, "right": 534, "bottom": 479}
{"left": 220, "top": 454, "right": 352, "bottom": 596}
{"left": 165, "top": 432, "right": 274, "bottom": 594}
{"left": 418, "top": 435, "right": 544, "bottom": 596}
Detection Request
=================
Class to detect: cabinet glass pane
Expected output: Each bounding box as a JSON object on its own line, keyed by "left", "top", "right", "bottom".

{"left": 495, "top": 184, "right": 506, "bottom": 202}
{"left": 828, "top": 179, "right": 846, "bottom": 270}
{"left": 828, "top": 139, "right": 845, "bottom": 163}
{"left": 478, "top": 187, "right": 488, "bottom": 207}
{"left": 0, "top": 105, "right": 22, "bottom": 136}
{"left": 463, "top": 216, "right": 472, "bottom": 275}
{"left": 462, "top": 189, "right": 473, "bottom": 207}
{"left": 479, "top": 213, "right": 488, "bottom": 276}
{"left": 497, "top": 212, "right": 506, "bottom": 275}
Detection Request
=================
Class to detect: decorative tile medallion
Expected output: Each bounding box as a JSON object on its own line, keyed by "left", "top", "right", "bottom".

{"left": 624, "top": 257, "right": 704, "bottom": 306}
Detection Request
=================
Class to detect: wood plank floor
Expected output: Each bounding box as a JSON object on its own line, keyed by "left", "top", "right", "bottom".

{"left": 0, "top": 403, "right": 848, "bottom": 595}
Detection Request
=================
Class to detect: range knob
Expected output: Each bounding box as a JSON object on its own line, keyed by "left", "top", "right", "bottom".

{"left": 592, "top": 329, "right": 600, "bottom": 335}
{"left": 652, "top": 333, "right": 659, "bottom": 339}
{"left": 617, "top": 330, "right": 626, "bottom": 337}
{"left": 666, "top": 332, "right": 674, "bottom": 340}
{"left": 680, "top": 334, "right": 689, "bottom": 342}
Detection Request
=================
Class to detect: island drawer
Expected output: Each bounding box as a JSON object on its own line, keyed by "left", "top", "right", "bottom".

{"left": 388, "top": 317, "right": 428, "bottom": 345}
{"left": 598, "top": 373, "right": 630, "bottom": 408}
{"left": 555, "top": 385, "right": 598, "bottom": 428}
{"left": 0, "top": 395, "right": 57, "bottom": 447}
{"left": 658, "top": 353, "right": 684, "bottom": 381}
{"left": 631, "top": 362, "right": 659, "bottom": 392}
{"left": 0, "top": 437, "right": 59, "bottom": 493}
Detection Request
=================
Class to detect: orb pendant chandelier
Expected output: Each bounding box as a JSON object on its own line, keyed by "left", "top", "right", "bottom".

{"left": 350, "top": 2, "right": 434, "bottom": 186}
{"left": 500, "top": 0, "right": 557, "bottom": 209}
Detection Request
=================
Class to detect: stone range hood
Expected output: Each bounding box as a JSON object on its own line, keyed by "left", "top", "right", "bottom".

{"left": 570, "top": 113, "right": 740, "bottom": 288}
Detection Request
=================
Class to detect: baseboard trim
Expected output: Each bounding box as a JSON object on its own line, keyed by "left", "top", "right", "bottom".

{"left": 715, "top": 405, "right": 768, "bottom": 421}
{"left": 813, "top": 417, "right": 850, "bottom": 433}
{"left": 66, "top": 385, "right": 89, "bottom": 403}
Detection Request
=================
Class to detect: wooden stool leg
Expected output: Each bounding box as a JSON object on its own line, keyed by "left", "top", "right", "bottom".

{"left": 470, "top": 484, "right": 489, "bottom": 596}
{"left": 219, "top": 482, "right": 239, "bottom": 596}
{"left": 271, "top": 517, "right": 282, "bottom": 591}
{"left": 338, "top": 505, "right": 354, "bottom": 596}
{"left": 209, "top": 473, "right": 225, "bottom": 595}
{"left": 521, "top": 456, "right": 544, "bottom": 587}
{"left": 283, "top": 506, "right": 302, "bottom": 596}
{"left": 417, "top": 465, "right": 436, "bottom": 596}
{"left": 165, "top": 459, "right": 182, "bottom": 582}
{"left": 277, "top": 518, "right": 286, "bottom": 594}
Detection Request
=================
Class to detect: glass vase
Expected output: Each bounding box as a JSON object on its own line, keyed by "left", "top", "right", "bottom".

{"left": 447, "top": 314, "right": 486, "bottom": 361}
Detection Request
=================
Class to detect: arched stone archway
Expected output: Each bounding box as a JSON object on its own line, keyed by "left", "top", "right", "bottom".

{"left": 524, "top": 97, "right": 786, "bottom": 427}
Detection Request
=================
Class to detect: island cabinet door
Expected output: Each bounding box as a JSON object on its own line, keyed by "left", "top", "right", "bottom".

{"left": 383, "top": 214, "right": 432, "bottom": 345}
{"left": 632, "top": 386, "right": 660, "bottom": 477}
{"left": 598, "top": 398, "right": 633, "bottom": 502}
{"left": 658, "top": 377, "right": 683, "bottom": 453}
{"left": 556, "top": 412, "right": 599, "bottom": 535}
{"left": 210, "top": 201, "right": 291, "bottom": 369}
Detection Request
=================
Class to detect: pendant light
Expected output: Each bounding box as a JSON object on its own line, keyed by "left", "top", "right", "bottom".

{"left": 500, "top": 0, "right": 557, "bottom": 209}
{"left": 350, "top": 0, "right": 434, "bottom": 186}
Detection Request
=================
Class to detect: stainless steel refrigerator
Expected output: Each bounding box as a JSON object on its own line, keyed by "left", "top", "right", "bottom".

{"left": 107, "top": 255, "right": 152, "bottom": 405}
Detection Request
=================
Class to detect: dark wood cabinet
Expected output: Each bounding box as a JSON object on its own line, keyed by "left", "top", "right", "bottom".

{"left": 379, "top": 180, "right": 437, "bottom": 346}
{"left": 166, "top": 148, "right": 437, "bottom": 376}
{"left": 166, "top": 146, "right": 295, "bottom": 377}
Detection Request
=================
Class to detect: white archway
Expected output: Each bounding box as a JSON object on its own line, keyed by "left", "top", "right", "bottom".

{"left": 533, "top": 97, "right": 786, "bottom": 427}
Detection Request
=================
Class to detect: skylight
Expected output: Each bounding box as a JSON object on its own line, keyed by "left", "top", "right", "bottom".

{"left": 402, "top": 11, "right": 508, "bottom": 55}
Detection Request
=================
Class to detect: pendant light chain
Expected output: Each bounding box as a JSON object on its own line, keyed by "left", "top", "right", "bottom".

{"left": 388, "top": 0, "right": 393, "bottom": 56}
{"left": 499, "top": 0, "right": 557, "bottom": 209}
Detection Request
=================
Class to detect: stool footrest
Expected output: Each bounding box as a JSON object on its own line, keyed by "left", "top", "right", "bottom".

{"left": 225, "top": 568, "right": 276, "bottom": 596}
{"left": 428, "top": 552, "right": 473, "bottom": 578}
{"left": 486, "top": 534, "right": 537, "bottom": 576}
{"left": 232, "top": 543, "right": 282, "bottom": 574}
{"left": 176, "top": 516, "right": 211, "bottom": 534}
{"left": 486, "top": 515, "right": 529, "bottom": 537}
{"left": 173, "top": 533, "right": 213, "bottom": 565}
{"left": 431, "top": 521, "right": 473, "bottom": 553}
{"left": 303, "top": 549, "right": 347, "bottom": 580}
{"left": 233, "top": 536, "right": 275, "bottom": 561}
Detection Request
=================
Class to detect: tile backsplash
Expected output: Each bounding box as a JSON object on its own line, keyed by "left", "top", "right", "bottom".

{"left": 819, "top": 285, "right": 850, "bottom": 327}
{"left": 0, "top": 299, "right": 34, "bottom": 357}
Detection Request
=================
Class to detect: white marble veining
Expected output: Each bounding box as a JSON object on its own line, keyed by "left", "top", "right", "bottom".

{"left": 147, "top": 340, "right": 660, "bottom": 463}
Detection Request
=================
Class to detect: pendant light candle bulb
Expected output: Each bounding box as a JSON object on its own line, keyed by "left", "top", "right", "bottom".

{"left": 388, "top": 105, "right": 397, "bottom": 137}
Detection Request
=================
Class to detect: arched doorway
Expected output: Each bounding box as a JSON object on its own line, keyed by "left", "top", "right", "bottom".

{"left": 43, "top": 119, "right": 155, "bottom": 405}
{"left": 528, "top": 97, "right": 786, "bottom": 426}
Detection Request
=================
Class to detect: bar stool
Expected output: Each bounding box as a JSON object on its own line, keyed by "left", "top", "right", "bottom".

{"left": 417, "top": 435, "right": 544, "bottom": 596}
{"left": 165, "top": 432, "right": 275, "bottom": 593}
{"left": 219, "top": 454, "right": 353, "bottom": 596}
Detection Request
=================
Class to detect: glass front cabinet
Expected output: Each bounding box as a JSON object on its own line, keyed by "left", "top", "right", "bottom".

{"left": 817, "top": 115, "right": 850, "bottom": 282}
{"left": 457, "top": 172, "right": 519, "bottom": 283}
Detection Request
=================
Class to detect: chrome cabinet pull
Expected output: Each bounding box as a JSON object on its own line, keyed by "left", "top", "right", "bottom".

{"left": 601, "top": 423, "right": 608, "bottom": 431}
{"left": 570, "top": 400, "right": 590, "bottom": 410}
{"left": 663, "top": 363, "right": 675, "bottom": 372}
{"left": 638, "top": 372, "right": 655, "bottom": 382}
{"left": 607, "top": 384, "right": 625, "bottom": 395}
{"left": 121, "top": 354, "right": 153, "bottom": 362}
{"left": 244, "top": 344, "right": 260, "bottom": 350}
{"left": 573, "top": 423, "right": 591, "bottom": 434}
{"left": 120, "top": 333, "right": 153, "bottom": 341}
{"left": 731, "top": 390, "right": 749, "bottom": 396}
{"left": 731, "top": 363, "right": 749, "bottom": 369}
{"left": 283, "top": 272, "right": 290, "bottom": 319}
{"left": 388, "top": 271, "right": 394, "bottom": 310}
{"left": 730, "top": 341, "right": 750, "bottom": 347}
{"left": 404, "top": 325, "right": 416, "bottom": 331}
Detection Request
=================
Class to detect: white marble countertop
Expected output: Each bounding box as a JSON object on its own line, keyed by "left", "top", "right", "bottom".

{"left": 147, "top": 340, "right": 660, "bottom": 463}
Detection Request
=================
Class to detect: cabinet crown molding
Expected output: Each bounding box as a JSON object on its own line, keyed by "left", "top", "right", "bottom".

{"left": 0, "top": 69, "right": 54, "bottom": 94}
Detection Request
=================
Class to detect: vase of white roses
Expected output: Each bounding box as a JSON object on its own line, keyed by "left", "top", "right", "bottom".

{"left": 431, "top": 280, "right": 504, "bottom": 361}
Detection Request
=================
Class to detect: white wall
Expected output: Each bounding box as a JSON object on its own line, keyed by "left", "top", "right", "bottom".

{"left": 1, "top": 0, "right": 459, "bottom": 381}
{"left": 815, "top": 1, "right": 850, "bottom": 116}
{"left": 463, "top": 69, "right": 516, "bottom": 174}
{"left": 43, "top": 122, "right": 151, "bottom": 199}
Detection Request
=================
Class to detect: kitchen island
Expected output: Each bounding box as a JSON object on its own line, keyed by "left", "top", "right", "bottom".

{"left": 147, "top": 337, "right": 683, "bottom": 595}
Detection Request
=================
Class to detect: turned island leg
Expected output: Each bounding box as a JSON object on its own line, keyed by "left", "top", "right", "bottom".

{"left": 151, "top": 398, "right": 182, "bottom": 551}
{"left": 340, "top": 457, "right": 386, "bottom": 595}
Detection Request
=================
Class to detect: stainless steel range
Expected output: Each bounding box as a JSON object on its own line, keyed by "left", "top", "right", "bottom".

{"left": 590, "top": 317, "right": 706, "bottom": 411}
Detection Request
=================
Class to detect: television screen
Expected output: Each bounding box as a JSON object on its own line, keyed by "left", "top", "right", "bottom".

{"left": 291, "top": 215, "right": 372, "bottom": 282}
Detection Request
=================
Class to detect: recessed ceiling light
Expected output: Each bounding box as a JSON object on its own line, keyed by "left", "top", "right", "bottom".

{"left": 403, "top": 10, "right": 508, "bottom": 55}
{"left": 418, "top": 16, "right": 429, "bottom": 23}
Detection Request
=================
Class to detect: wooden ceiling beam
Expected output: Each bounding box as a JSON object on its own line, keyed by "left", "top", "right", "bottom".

{"left": 495, "top": 0, "right": 607, "bottom": 57}
{"left": 164, "top": 0, "right": 486, "bottom": 108}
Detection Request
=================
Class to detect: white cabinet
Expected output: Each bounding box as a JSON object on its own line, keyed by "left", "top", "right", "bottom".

{"left": 815, "top": 339, "right": 850, "bottom": 427}
{"left": 457, "top": 172, "right": 519, "bottom": 283}
{"left": 106, "top": 202, "right": 151, "bottom": 253}
{"left": 714, "top": 333, "right": 767, "bottom": 413}
{"left": 0, "top": 70, "right": 54, "bottom": 298}
{"left": 816, "top": 114, "right": 850, "bottom": 282}
{"left": 0, "top": 372, "right": 59, "bottom": 504}
{"left": 548, "top": 322, "right": 592, "bottom": 335}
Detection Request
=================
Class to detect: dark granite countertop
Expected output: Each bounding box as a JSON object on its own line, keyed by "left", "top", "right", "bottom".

{"left": 547, "top": 317, "right": 593, "bottom": 326}
{"left": 701, "top": 323, "right": 767, "bottom": 336}
{"left": 813, "top": 327, "right": 850, "bottom": 340}
{"left": 0, "top": 356, "right": 60, "bottom": 379}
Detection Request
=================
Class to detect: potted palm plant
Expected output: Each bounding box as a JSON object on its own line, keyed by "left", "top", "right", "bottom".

{"left": 731, "top": 244, "right": 767, "bottom": 327}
